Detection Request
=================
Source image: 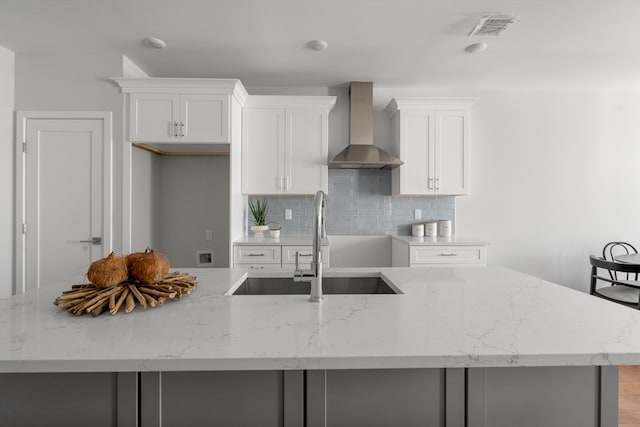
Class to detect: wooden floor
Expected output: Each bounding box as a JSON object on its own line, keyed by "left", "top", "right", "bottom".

{"left": 620, "top": 365, "right": 640, "bottom": 426}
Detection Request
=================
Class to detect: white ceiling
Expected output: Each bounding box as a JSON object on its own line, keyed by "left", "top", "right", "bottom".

{"left": 2, "top": 0, "right": 640, "bottom": 89}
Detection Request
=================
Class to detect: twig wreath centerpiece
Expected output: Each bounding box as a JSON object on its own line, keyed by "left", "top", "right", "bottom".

{"left": 249, "top": 198, "right": 271, "bottom": 237}
{"left": 53, "top": 248, "right": 197, "bottom": 316}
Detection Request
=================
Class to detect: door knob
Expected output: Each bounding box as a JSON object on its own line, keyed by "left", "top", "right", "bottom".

{"left": 79, "top": 237, "right": 102, "bottom": 245}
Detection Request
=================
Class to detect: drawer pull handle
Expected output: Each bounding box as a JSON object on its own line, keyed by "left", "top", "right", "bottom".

{"left": 246, "top": 253, "right": 265, "bottom": 257}
{"left": 297, "top": 253, "right": 313, "bottom": 257}
{"left": 249, "top": 265, "right": 264, "bottom": 269}
{"left": 437, "top": 253, "right": 458, "bottom": 257}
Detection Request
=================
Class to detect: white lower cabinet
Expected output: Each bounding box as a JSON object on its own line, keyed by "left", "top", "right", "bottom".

{"left": 282, "top": 246, "right": 330, "bottom": 271}
{"left": 233, "top": 244, "right": 330, "bottom": 270}
{"left": 409, "top": 246, "right": 486, "bottom": 266}
{"left": 233, "top": 245, "right": 281, "bottom": 267}
{"left": 392, "top": 237, "right": 487, "bottom": 267}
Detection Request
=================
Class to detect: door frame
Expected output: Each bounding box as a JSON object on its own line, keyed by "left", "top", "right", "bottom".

{"left": 14, "top": 111, "right": 113, "bottom": 294}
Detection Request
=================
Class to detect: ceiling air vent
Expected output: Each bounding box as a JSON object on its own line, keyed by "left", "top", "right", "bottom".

{"left": 468, "top": 14, "right": 518, "bottom": 36}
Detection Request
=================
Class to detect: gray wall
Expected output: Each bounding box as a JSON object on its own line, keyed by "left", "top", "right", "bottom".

{"left": 0, "top": 46, "right": 14, "bottom": 298}
{"left": 155, "top": 156, "right": 230, "bottom": 268}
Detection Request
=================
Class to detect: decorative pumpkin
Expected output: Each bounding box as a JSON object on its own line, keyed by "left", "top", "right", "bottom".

{"left": 86, "top": 252, "right": 128, "bottom": 287}
{"left": 129, "top": 248, "right": 170, "bottom": 284}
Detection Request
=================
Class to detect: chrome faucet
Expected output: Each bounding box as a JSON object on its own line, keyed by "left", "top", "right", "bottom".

{"left": 294, "top": 190, "right": 325, "bottom": 302}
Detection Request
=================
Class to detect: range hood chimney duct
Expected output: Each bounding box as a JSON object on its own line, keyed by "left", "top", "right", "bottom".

{"left": 329, "top": 82, "right": 403, "bottom": 169}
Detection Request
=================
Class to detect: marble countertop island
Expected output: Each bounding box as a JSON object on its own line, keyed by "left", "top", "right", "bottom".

{"left": 3, "top": 267, "right": 640, "bottom": 373}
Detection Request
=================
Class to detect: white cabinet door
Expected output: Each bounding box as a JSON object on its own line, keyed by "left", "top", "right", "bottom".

{"left": 242, "top": 107, "right": 286, "bottom": 194}
{"left": 129, "top": 93, "right": 229, "bottom": 143}
{"left": 286, "top": 108, "right": 328, "bottom": 194}
{"left": 129, "top": 93, "right": 179, "bottom": 142}
{"left": 434, "top": 110, "right": 469, "bottom": 195}
{"left": 396, "top": 111, "right": 433, "bottom": 195}
{"left": 181, "top": 94, "right": 228, "bottom": 143}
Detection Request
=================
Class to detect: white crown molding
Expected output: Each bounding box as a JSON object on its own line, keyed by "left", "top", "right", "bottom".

{"left": 111, "top": 77, "right": 249, "bottom": 105}
{"left": 385, "top": 97, "right": 479, "bottom": 117}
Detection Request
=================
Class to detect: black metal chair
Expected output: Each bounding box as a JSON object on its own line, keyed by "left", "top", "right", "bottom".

{"left": 589, "top": 255, "right": 640, "bottom": 308}
{"left": 602, "top": 241, "right": 638, "bottom": 281}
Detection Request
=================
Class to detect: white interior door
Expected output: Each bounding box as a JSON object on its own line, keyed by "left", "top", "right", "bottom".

{"left": 16, "top": 112, "right": 112, "bottom": 293}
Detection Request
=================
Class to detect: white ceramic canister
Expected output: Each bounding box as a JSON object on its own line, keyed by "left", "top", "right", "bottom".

{"left": 424, "top": 221, "right": 438, "bottom": 237}
{"left": 412, "top": 223, "right": 425, "bottom": 237}
{"left": 438, "top": 219, "right": 452, "bottom": 237}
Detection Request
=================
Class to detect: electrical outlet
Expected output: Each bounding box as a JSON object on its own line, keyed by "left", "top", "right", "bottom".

{"left": 414, "top": 209, "right": 422, "bottom": 220}
{"left": 285, "top": 209, "right": 292, "bottom": 220}
{"left": 205, "top": 230, "right": 213, "bottom": 241}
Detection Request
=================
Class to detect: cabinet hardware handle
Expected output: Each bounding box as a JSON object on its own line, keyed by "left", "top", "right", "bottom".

{"left": 284, "top": 176, "right": 290, "bottom": 190}
{"left": 246, "top": 253, "right": 265, "bottom": 257}
{"left": 250, "top": 265, "right": 265, "bottom": 269}
{"left": 437, "top": 253, "right": 458, "bottom": 257}
{"left": 428, "top": 177, "right": 434, "bottom": 190}
{"left": 173, "top": 121, "right": 179, "bottom": 137}
{"left": 180, "top": 121, "right": 185, "bottom": 137}
{"left": 435, "top": 178, "right": 440, "bottom": 191}
{"left": 297, "top": 253, "right": 312, "bottom": 257}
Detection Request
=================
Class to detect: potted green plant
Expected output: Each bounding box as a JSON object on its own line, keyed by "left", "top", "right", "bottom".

{"left": 248, "top": 198, "right": 270, "bottom": 237}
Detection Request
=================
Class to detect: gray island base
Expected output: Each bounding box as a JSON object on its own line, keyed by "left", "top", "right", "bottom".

{"left": 2, "top": 267, "right": 638, "bottom": 427}
{"left": 1, "top": 366, "right": 617, "bottom": 427}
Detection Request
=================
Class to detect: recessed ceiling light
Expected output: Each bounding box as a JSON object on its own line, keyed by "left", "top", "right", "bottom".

{"left": 465, "top": 42, "right": 488, "bottom": 53}
{"left": 144, "top": 37, "right": 167, "bottom": 49}
{"left": 308, "top": 40, "right": 328, "bottom": 51}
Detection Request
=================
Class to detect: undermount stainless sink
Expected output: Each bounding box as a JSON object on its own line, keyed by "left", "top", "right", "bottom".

{"left": 231, "top": 276, "right": 399, "bottom": 295}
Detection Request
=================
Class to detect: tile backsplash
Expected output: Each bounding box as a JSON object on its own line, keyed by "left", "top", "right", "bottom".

{"left": 249, "top": 169, "right": 455, "bottom": 236}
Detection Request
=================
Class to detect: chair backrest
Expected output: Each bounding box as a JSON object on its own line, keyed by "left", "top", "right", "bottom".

{"left": 590, "top": 255, "right": 640, "bottom": 307}
{"left": 590, "top": 255, "right": 640, "bottom": 287}
{"left": 602, "top": 241, "right": 638, "bottom": 280}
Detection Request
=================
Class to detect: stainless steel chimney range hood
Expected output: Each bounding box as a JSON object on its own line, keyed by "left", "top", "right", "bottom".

{"left": 329, "top": 82, "right": 403, "bottom": 169}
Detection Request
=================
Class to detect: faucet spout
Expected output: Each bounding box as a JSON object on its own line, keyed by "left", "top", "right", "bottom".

{"left": 293, "top": 190, "right": 325, "bottom": 302}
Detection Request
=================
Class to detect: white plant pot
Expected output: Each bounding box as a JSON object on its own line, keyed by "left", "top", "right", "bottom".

{"left": 269, "top": 229, "right": 281, "bottom": 238}
{"left": 250, "top": 225, "right": 269, "bottom": 237}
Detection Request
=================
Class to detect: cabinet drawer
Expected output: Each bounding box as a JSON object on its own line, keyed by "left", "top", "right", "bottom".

{"left": 237, "top": 264, "right": 283, "bottom": 270}
{"left": 410, "top": 246, "right": 486, "bottom": 266}
{"left": 282, "top": 246, "right": 329, "bottom": 268}
{"left": 234, "top": 246, "right": 281, "bottom": 264}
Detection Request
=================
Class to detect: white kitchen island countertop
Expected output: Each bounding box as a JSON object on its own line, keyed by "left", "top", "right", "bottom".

{"left": 2, "top": 266, "right": 640, "bottom": 373}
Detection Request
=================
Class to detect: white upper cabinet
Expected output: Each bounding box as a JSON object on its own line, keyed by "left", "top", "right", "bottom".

{"left": 242, "top": 96, "right": 336, "bottom": 195}
{"left": 113, "top": 78, "right": 247, "bottom": 145}
{"left": 386, "top": 98, "right": 477, "bottom": 196}
{"left": 242, "top": 107, "right": 285, "bottom": 194}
